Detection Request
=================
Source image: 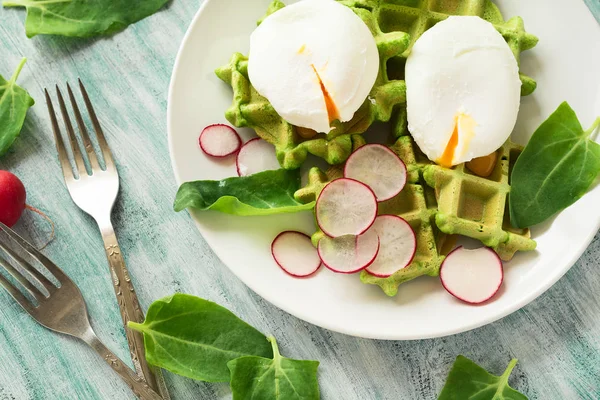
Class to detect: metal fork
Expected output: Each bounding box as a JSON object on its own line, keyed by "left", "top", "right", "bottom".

{"left": 44, "top": 81, "right": 168, "bottom": 398}
{"left": 0, "top": 222, "right": 162, "bottom": 399}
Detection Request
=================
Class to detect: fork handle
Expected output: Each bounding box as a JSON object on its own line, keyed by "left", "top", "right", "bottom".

{"left": 83, "top": 329, "right": 163, "bottom": 400}
{"left": 98, "top": 220, "right": 168, "bottom": 398}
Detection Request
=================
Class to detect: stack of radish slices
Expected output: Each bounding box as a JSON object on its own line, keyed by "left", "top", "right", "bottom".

{"left": 199, "top": 125, "right": 280, "bottom": 176}
{"left": 271, "top": 144, "right": 417, "bottom": 278}
{"left": 200, "top": 127, "right": 505, "bottom": 304}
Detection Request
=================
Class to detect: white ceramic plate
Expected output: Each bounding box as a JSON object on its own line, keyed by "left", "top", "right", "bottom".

{"left": 168, "top": 0, "right": 600, "bottom": 339}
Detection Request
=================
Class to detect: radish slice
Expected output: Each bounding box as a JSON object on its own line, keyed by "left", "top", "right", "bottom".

{"left": 316, "top": 178, "right": 377, "bottom": 238}
{"left": 365, "top": 215, "right": 417, "bottom": 278}
{"left": 236, "top": 138, "right": 281, "bottom": 176}
{"left": 271, "top": 231, "right": 322, "bottom": 277}
{"left": 440, "top": 246, "right": 504, "bottom": 304}
{"left": 199, "top": 124, "right": 242, "bottom": 157}
{"left": 317, "top": 229, "right": 380, "bottom": 274}
{"left": 344, "top": 144, "right": 407, "bottom": 201}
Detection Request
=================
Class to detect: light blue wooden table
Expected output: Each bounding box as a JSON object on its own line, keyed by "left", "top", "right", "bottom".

{"left": 0, "top": 1, "right": 599, "bottom": 399}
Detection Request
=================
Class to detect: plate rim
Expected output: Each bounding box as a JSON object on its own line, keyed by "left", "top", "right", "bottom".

{"left": 167, "top": 0, "right": 600, "bottom": 340}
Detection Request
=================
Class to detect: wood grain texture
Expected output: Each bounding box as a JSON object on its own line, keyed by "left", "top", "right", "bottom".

{"left": 0, "top": 1, "right": 599, "bottom": 399}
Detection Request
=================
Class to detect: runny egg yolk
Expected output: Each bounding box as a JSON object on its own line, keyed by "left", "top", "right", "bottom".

{"left": 437, "top": 113, "right": 476, "bottom": 168}
{"left": 311, "top": 64, "right": 340, "bottom": 123}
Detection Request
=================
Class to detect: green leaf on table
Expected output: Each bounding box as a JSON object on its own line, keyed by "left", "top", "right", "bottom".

{"left": 128, "top": 294, "right": 273, "bottom": 383}
{"left": 3, "top": 0, "right": 169, "bottom": 38}
{"left": 438, "top": 356, "right": 526, "bottom": 400}
{"left": 228, "top": 336, "right": 320, "bottom": 400}
{"left": 510, "top": 102, "right": 600, "bottom": 228}
{"left": 174, "top": 169, "right": 315, "bottom": 215}
{"left": 0, "top": 58, "right": 34, "bottom": 157}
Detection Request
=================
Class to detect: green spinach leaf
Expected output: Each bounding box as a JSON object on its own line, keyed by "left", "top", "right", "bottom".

{"left": 0, "top": 58, "right": 34, "bottom": 157}
{"left": 510, "top": 102, "right": 600, "bottom": 228}
{"left": 128, "top": 294, "right": 273, "bottom": 383}
{"left": 174, "top": 169, "right": 315, "bottom": 215}
{"left": 3, "top": 0, "right": 169, "bottom": 38}
{"left": 228, "top": 336, "right": 320, "bottom": 400}
{"left": 438, "top": 356, "right": 526, "bottom": 400}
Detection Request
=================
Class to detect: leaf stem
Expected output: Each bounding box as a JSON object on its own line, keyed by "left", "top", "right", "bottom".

{"left": 2, "top": 0, "right": 30, "bottom": 7}
{"left": 127, "top": 321, "right": 145, "bottom": 333}
{"left": 502, "top": 358, "right": 519, "bottom": 379}
{"left": 489, "top": 358, "right": 519, "bottom": 399}
{"left": 9, "top": 58, "right": 27, "bottom": 84}
{"left": 584, "top": 117, "right": 600, "bottom": 140}
{"left": 267, "top": 335, "right": 281, "bottom": 361}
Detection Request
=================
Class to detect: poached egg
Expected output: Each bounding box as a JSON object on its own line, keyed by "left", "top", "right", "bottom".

{"left": 405, "top": 16, "right": 521, "bottom": 167}
{"left": 248, "top": 0, "right": 379, "bottom": 133}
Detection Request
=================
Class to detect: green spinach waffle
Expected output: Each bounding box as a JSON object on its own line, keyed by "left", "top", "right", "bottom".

{"left": 296, "top": 136, "right": 450, "bottom": 297}
{"left": 423, "top": 141, "right": 537, "bottom": 261}
{"left": 295, "top": 136, "right": 536, "bottom": 296}
{"left": 216, "top": 0, "right": 538, "bottom": 169}
{"left": 217, "top": 0, "right": 539, "bottom": 296}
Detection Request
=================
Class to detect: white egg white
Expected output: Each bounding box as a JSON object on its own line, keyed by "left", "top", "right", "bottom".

{"left": 405, "top": 16, "right": 522, "bottom": 166}
{"left": 248, "top": 0, "right": 379, "bottom": 133}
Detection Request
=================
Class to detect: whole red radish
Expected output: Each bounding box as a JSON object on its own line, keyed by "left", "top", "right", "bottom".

{"left": 0, "top": 171, "right": 26, "bottom": 227}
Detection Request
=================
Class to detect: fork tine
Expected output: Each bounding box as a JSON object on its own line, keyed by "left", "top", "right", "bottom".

{"left": 0, "top": 240, "right": 55, "bottom": 296}
{"left": 0, "top": 222, "right": 70, "bottom": 285}
{"left": 78, "top": 79, "right": 116, "bottom": 172}
{"left": 56, "top": 85, "right": 88, "bottom": 177}
{"left": 46, "top": 89, "right": 76, "bottom": 180}
{"left": 67, "top": 83, "right": 101, "bottom": 171}
{"left": 0, "top": 254, "right": 42, "bottom": 300}
{"left": 0, "top": 273, "right": 37, "bottom": 315}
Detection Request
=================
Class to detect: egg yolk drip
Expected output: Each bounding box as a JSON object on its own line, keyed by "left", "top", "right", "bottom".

{"left": 311, "top": 64, "right": 340, "bottom": 123}
{"left": 466, "top": 151, "right": 498, "bottom": 177}
{"left": 437, "top": 113, "right": 476, "bottom": 167}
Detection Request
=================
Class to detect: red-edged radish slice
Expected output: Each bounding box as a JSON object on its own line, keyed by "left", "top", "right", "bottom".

{"left": 271, "top": 231, "right": 321, "bottom": 277}
{"left": 236, "top": 138, "right": 280, "bottom": 176}
{"left": 316, "top": 178, "right": 378, "bottom": 238}
{"left": 317, "top": 229, "right": 380, "bottom": 274}
{"left": 365, "top": 215, "right": 417, "bottom": 278}
{"left": 440, "top": 246, "right": 503, "bottom": 304}
{"left": 199, "top": 124, "right": 242, "bottom": 157}
{"left": 344, "top": 144, "right": 407, "bottom": 201}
